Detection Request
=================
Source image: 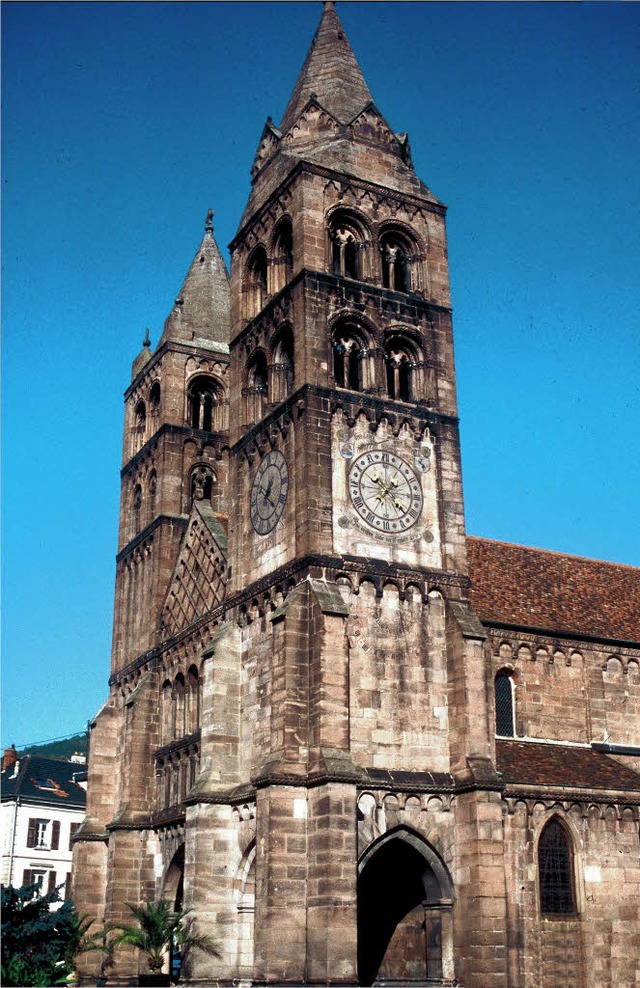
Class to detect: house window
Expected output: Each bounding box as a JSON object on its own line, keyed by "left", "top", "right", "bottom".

{"left": 27, "top": 818, "right": 49, "bottom": 849}
{"left": 538, "top": 819, "right": 575, "bottom": 914}
{"left": 51, "top": 820, "right": 60, "bottom": 851}
{"left": 494, "top": 672, "right": 515, "bottom": 737}
{"left": 22, "top": 868, "right": 47, "bottom": 893}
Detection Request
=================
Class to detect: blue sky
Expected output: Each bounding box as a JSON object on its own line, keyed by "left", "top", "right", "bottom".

{"left": 3, "top": 1, "right": 639, "bottom": 750}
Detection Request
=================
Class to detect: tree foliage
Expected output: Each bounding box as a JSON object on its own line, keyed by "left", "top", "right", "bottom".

{"left": 1, "top": 883, "right": 109, "bottom": 987}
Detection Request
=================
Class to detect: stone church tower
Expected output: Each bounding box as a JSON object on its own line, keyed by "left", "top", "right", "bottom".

{"left": 74, "top": 5, "right": 640, "bottom": 987}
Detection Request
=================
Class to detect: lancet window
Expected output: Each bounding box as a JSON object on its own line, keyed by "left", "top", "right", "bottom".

{"left": 494, "top": 671, "right": 515, "bottom": 737}
{"left": 329, "top": 212, "right": 369, "bottom": 281}
{"left": 246, "top": 246, "right": 268, "bottom": 319}
{"left": 538, "top": 818, "right": 576, "bottom": 915}
{"left": 149, "top": 381, "right": 161, "bottom": 419}
{"left": 272, "top": 218, "right": 294, "bottom": 293}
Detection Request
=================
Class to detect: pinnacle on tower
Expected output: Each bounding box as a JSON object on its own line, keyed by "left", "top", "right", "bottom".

{"left": 279, "top": 1, "right": 373, "bottom": 132}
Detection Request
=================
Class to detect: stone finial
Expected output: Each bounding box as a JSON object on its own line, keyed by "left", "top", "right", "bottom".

{"left": 205, "top": 208, "right": 214, "bottom": 234}
{"left": 143, "top": 328, "right": 151, "bottom": 349}
{"left": 323, "top": 1, "right": 336, "bottom": 9}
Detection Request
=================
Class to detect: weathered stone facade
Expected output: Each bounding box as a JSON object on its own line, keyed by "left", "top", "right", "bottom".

{"left": 74, "top": 5, "right": 640, "bottom": 986}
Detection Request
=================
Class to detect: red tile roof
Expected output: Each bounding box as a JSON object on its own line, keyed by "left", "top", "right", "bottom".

{"left": 496, "top": 740, "right": 640, "bottom": 792}
{"left": 467, "top": 537, "right": 640, "bottom": 643}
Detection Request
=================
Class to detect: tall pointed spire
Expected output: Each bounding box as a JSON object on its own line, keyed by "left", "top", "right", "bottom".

{"left": 279, "top": 2, "right": 373, "bottom": 132}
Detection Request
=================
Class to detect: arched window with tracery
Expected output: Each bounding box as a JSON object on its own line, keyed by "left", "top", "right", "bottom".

{"left": 133, "top": 400, "right": 146, "bottom": 454}
{"left": 270, "top": 326, "right": 294, "bottom": 404}
{"left": 246, "top": 246, "right": 268, "bottom": 319}
{"left": 332, "top": 321, "right": 373, "bottom": 393}
{"left": 494, "top": 671, "right": 515, "bottom": 737}
{"left": 190, "top": 465, "right": 215, "bottom": 507}
{"left": 244, "top": 351, "right": 269, "bottom": 424}
{"left": 384, "top": 334, "right": 422, "bottom": 402}
{"left": 328, "top": 212, "right": 369, "bottom": 281}
{"left": 187, "top": 375, "right": 223, "bottom": 432}
{"left": 379, "top": 227, "right": 421, "bottom": 293}
{"left": 538, "top": 818, "right": 576, "bottom": 915}
{"left": 272, "top": 218, "right": 294, "bottom": 294}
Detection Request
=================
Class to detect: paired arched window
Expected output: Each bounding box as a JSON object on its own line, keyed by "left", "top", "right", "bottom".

{"left": 187, "top": 375, "right": 223, "bottom": 432}
{"left": 384, "top": 336, "right": 419, "bottom": 402}
{"left": 272, "top": 218, "right": 294, "bottom": 294}
{"left": 379, "top": 228, "right": 419, "bottom": 293}
{"left": 149, "top": 381, "right": 161, "bottom": 418}
{"left": 271, "top": 326, "right": 294, "bottom": 404}
{"left": 494, "top": 671, "right": 515, "bottom": 737}
{"left": 329, "top": 212, "right": 369, "bottom": 281}
{"left": 246, "top": 246, "right": 268, "bottom": 319}
{"left": 162, "top": 668, "right": 201, "bottom": 746}
{"left": 538, "top": 818, "right": 576, "bottom": 914}
{"left": 332, "top": 321, "right": 371, "bottom": 392}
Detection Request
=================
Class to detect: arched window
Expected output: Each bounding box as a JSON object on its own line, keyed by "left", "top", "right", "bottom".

{"left": 149, "top": 381, "right": 161, "bottom": 418}
{"left": 379, "top": 228, "right": 420, "bottom": 293}
{"left": 161, "top": 679, "right": 173, "bottom": 744}
{"left": 332, "top": 321, "right": 371, "bottom": 393}
{"left": 328, "top": 212, "right": 369, "bottom": 281}
{"left": 494, "top": 672, "right": 515, "bottom": 737}
{"left": 270, "top": 326, "right": 294, "bottom": 404}
{"left": 384, "top": 334, "right": 422, "bottom": 402}
{"left": 174, "top": 674, "right": 186, "bottom": 739}
{"left": 187, "top": 375, "right": 222, "bottom": 432}
{"left": 133, "top": 400, "right": 146, "bottom": 453}
{"left": 186, "top": 665, "right": 199, "bottom": 734}
{"left": 246, "top": 246, "right": 268, "bottom": 319}
{"left": 272, "top": 218, "right": 294, "bottom": 293}
{"left": 191, "top": 467, "right": 214, "bottom": 506}
{"left": 133, "top": 483, "right": 142, "bottom": 514}
{"left": 538, "top": 819, "right": 576, "bottom": 914}
{"left": 244, "top": 351, "right": 269, "bottom": 424}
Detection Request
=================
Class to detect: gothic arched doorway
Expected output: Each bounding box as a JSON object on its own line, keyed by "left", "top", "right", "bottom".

{"left": 357, "top": 828, "right": 454, "bottom": 986}
{"left": 163, "top": 845, "right": 185, "bottom": 982}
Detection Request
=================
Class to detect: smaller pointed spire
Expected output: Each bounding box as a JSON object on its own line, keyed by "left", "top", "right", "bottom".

{"left": 131, "top": 328, "right": 153, "bottom": 381}
{"left": 142, "top": 328, "right": 151, "bottom": 349}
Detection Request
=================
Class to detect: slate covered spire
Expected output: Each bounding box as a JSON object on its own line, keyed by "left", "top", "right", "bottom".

{"left": 161, "top": 209, "right": 230, "bottom": 348}
{"left": 279, "top": 1, "right": 373, "bottom": 132}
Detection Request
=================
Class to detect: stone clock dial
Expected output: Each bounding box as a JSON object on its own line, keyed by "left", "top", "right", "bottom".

{"left": 348, "top": 450, "right": 423, "bottom": 534}
{"left": 250, "top": 449, "right": 289, "bottom": 535}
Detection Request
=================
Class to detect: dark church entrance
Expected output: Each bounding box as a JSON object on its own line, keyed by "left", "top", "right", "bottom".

{"left": 357, "top": 829, "right": 454, "bottom": 986}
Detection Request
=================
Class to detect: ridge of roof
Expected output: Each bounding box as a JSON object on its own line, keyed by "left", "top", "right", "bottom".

{"left": 279, "top": 2, "right": 373, "bottom": 134}
{"left": 468, "top": 534, "right": 640, "bottom": 572}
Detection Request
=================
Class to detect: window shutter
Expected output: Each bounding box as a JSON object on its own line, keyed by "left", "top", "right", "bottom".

{"left": 27, "top": 818, "right": 37, "bottom": 848}
{"left": 64, "top": 872, "right": 72, "bottom": 899}
{"left": 23, "top": 868, "right": 33, "bottom": 886}
{"left": 51, "top": 820, "right": 60, "bottom": 850}
{"left": 69, "top": 821, "right": 80, "bottom": 850}
{"left": 47, "top": 870, "right": 56, "bottom": 893}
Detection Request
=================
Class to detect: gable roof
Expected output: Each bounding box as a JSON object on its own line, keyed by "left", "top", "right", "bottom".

{"left": 1, "top": 755, "right": 87, "bottom": 809}
{"left": 280, "top": 2, "right": 373, "bottom": 134}
{"left": 496, "top": 739, "right": 640, "bottom": 793}
{"left": 467, "top": 536, "right": 640, "bottom": 644}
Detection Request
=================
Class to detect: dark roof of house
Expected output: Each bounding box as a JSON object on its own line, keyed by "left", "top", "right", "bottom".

{"left": 467, "top": 536, "right": 640, "bottom": 644}
{"left": 1, "top": 755, "right": 86, "bottom": 809}
{"left": 496, "top": 740, "right": 640, "bottom": 792}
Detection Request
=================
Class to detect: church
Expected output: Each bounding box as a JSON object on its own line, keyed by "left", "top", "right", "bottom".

{"left": 73, "top": 5, "right": 640, "bottom": 986}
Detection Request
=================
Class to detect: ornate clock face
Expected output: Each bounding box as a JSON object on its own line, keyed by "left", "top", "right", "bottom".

{"left": 250, "top": 450, "right": 289, "bottom": 535}
{"left": 348, "top": 450, "right": 423, "bottom": 534}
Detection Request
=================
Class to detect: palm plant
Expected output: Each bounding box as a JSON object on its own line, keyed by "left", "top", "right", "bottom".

{"left": 111, "top": 900, "right": 218, "bottom": 977}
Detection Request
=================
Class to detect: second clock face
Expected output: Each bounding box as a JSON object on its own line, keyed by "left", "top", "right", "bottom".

{"left": 348, "top": 450, "right": 423, "bottom": 534}
{"left": 250, "top": 449, "right": 289, "bottom": 535}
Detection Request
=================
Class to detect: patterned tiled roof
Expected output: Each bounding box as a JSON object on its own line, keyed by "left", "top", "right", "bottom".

{"left": 467, "top": 536, "right": 640, "bottom": 643}
{"left": 1, "top": 755, "right": 86, "bottom": 808}
{"left": 496, "top": 740, "right": 640, "bottom": 792}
